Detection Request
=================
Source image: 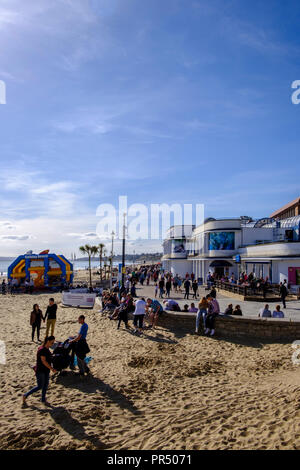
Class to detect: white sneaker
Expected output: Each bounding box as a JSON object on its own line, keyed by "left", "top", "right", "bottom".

{"left": 210, "top": 329, "right": 215, "bottom": 336}
{"left": 204, "top": 328, "right": 210, "bottom": 335}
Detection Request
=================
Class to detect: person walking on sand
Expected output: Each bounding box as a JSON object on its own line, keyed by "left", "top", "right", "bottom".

{"left": 44, "top": 298, "right": 57, "bottom": 337}
{"left": 23, "top": 336, "right": 57, "bottom": 407}
{"left": 30, "top": 304, "right": 43, "bottom": 343}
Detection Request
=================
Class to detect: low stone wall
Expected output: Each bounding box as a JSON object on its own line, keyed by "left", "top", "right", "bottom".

{"left": 158, "top": 312, "right": 300, "bottom": 341}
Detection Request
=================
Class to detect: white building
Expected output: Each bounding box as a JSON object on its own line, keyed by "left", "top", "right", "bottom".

{"left": 162, "top": 216, "right": 300, "bottom": 289}
{"left": 162, "top": 225, "right": 194, "bottom": 277}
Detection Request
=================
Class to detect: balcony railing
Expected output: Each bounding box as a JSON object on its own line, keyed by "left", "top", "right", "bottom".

{"left": 215, "top": 280, "right": 280, "bottom": 298}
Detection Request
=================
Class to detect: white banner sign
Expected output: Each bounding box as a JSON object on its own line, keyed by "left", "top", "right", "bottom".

{"left": 62, "top": 292, "right": 96, "bottom": 308}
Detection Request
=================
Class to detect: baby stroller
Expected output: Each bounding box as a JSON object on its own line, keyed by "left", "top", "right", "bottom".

{"left": 52, "top": 339, "right": 73, "bottom": 374}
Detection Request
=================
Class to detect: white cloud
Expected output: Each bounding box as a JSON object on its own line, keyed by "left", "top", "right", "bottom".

{"left": 0, "top": 168, "right": 81, "bottom": 218}
{"left": 1, "top": 235, "right": 31, "bottom": 241}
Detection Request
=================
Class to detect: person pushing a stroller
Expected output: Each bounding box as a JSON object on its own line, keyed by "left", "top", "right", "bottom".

{"left": 69, "top": 315, "right": 91, "bottom": 376}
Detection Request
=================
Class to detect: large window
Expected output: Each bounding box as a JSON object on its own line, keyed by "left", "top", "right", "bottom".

{"left": 209, "top": 232, "right": 235, "bottom": 251}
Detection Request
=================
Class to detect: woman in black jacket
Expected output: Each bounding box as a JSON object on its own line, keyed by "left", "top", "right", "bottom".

{"left": 30, "top": 304, "right": 44, "bottom": 343}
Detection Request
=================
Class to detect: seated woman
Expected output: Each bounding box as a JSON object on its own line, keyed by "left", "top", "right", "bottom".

{"left": 272, "top": 305, "right": 284, "bottom": 318}
{"left": 103, "top": 293, "right": 119, "bottom": 314}
{"left": 224, "top": 304, "right": 233, "bottom": 315}
{"left": 232, "top": 305, "right": 243, "bottom": 316}
{"left": 189, "top": 303, "right": 198, "bottom": 313}
{"left": 205, "top": 296, "right": 220, "bottom": 336}
{"left": 183, "top": 304, "right": 189, "bottom": 312}
{"left": 195, "top": 296, "right": 209, "bottom": 335}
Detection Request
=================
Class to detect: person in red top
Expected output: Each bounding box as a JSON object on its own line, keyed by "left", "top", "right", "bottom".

{"left": 23, "top": 336, "right": 57, "bottom": 406}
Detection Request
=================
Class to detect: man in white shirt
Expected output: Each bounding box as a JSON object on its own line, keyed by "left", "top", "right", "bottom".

{"left": 133, "top": 298, "right": 146, "bottom": 334}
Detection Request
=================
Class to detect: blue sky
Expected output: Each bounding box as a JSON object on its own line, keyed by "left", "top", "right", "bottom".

{"left": 0, "top": 0, "right": 300, "bottom": 256}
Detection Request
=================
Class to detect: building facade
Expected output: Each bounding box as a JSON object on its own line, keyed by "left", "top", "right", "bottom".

{"left": 270, "top": 197, "right": 300, "bottom": 220}
{"left": 162, "top": 213, "right": 300, "bottom": 290}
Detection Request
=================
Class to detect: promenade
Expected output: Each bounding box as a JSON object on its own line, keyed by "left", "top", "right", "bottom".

{"left": 134, "top": 283, "right": 300, "bottom": 321}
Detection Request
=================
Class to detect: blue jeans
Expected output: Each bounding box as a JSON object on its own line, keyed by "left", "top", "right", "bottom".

{"left": 25, "top": 372, "right": 49, "bottom": 402}
{"left": 196, "top": 309, "right": 207, "bottom": 331}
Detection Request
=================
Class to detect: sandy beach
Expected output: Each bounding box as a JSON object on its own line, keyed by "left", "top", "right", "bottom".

{"left": 1, "top": 279, "right": 300, "bottom": 450}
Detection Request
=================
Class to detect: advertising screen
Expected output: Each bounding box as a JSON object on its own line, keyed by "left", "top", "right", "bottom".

{"left": 209, "top": 232, "right": 235, "bottom": 251}
{"left": 171, "top": 239, "right": 186, "bottom": 255}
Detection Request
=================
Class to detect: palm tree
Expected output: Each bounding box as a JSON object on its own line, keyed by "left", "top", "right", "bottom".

{"left": 79, "top": 244, "right": 98, "bottom": 289}
{"left": 97, "top": 243, "right": 106, "bottom": 281}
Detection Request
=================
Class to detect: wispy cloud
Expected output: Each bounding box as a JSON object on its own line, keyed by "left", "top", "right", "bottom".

{"left": 0, "top": 168, "right": 80, "bottom": 218}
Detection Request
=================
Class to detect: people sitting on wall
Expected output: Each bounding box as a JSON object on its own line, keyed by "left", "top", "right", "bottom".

{"left": 195, "top": 296, "right": 210, "bottom": 335}
{"left": 163, "top": 299, "right": 181, "bottom": 312}
{"left": 232, "top": 305, "right": 243, "bottom": 316}
{"left": 204, "top": 296, "right": 220, "bottom": 337}
{"left": 183, "top": 304, "right": 189, "bottom": 312}
{"left": 189, "top": 303, "right": 198, "bottom": 313}
{"left": 258, "top": 304, "right": 272, "bottom": 318}
{"left": 272, "top": 305, "right": 285, "bottom": 318}
{"left": 224, "top": 304, "right": 233, "bottom": 315}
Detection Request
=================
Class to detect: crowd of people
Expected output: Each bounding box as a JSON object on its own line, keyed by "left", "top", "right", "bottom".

{"left": 1, "top": 277, "right": 73, "bottom": 295}
{"left": 101, "top": 288, "right": 164, "bottom": 333}
{"left": 210, "top": 271, "right": 291, "bottom": 303}
{"left": 18, "top": 263, "right": 292, "bottom": 407}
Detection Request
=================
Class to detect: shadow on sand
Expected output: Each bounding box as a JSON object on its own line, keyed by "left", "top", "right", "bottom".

{"left": 26, "top": 403, "right": 104, "bottom": 449}
{"left": 199, "top": 332, "right": 293, "bottom": 348}
{"left": 49, "top": 406, "right": 104, "bottom": 449}
{"left": 124, "top": 328, "right": 178, "bottom": 345}
{"left": 55, "top": 374, "right": 142, "bottom": 417}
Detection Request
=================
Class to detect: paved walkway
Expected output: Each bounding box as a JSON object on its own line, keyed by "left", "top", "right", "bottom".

{"left": 134, "top": 283, "right": 300, "bottom": 321}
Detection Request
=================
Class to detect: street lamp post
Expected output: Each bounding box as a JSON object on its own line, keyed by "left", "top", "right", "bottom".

{"left": 110, "top": 231, "right": 115, "bottom": 290}
{"left": 121, "top": 213, "right": 126, "bottom": 288}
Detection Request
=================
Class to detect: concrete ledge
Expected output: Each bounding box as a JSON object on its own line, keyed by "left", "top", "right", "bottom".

{"left": 217, "top": 287, "right": 286, "bottom": 303}
{"left": 158, "top": 311, "right": 300, "bottom": 341}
